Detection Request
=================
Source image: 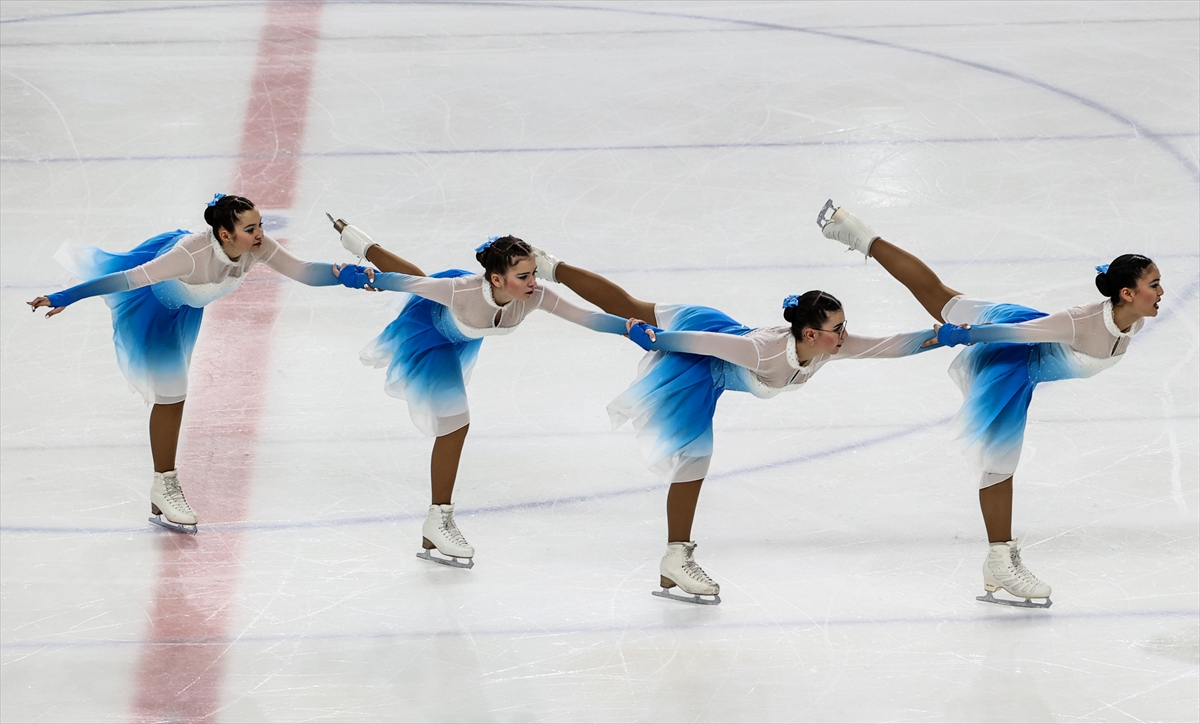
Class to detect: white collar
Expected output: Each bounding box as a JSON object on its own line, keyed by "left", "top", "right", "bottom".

{"left": 1101, "top": 299, "right": 1135, "bottom": 338}
{"left": 785, "top": 333, "right": 803, "bottom": 370}
{"left": 481, "top": 280, "right": 507, "bottom": 310}
{"left": 209, "top": 231, "right": 238, "bottom": 267}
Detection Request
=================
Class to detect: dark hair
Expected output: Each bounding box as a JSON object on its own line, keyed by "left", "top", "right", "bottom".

{"left": 1095, "top": 254, "right": 1155, "bottom": 304}
{"left": 203, "top": 195, "right": 256, "bottom": 238}
{"left": 783, "top": 290, "right": 843, "bottom": 338}
{"left": 476, "top": 235, "right": 533, "bottom": 279}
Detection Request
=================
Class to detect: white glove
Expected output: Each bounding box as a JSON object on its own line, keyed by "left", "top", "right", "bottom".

{"left": 529, "top": 245, "right": 561, "bottom": 283}
{"left": 340, "top": 224, "right": 378, "bottom": 259}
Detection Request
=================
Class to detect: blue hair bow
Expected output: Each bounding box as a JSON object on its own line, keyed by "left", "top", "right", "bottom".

{"left": 207, "top": 193, "right": 226, "bottom": 207}
{"left": 782, "top": 294, "right": 800, "bottom": 309}
{"left": 475, "top": 236, "right": 501, "bottom": 254}
{"left": 1095, "top": 264, "right": 1110, "bottom": 274}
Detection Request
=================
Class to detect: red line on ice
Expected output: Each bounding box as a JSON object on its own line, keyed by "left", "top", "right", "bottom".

{"left": 132, "top": 3, "right": 322, "bottom": 721}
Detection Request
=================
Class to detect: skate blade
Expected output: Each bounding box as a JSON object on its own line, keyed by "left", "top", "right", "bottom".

{"left": 816, "top": 199, "right": 837, "bottom": 228}
{"left": 976, "top": 590, "right": 1051, "bottom": 609}
{"left": 652, "top": 587, "right": 721, "bottom": 605}
{"left": 416, "top": 549, "right": 474, "bottom": 569}
{"left": 148, "top": 515, "right": 197, "bottom": 535}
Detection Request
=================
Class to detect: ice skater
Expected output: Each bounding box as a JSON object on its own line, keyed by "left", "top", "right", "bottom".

{"left": 27, "top": 194, "right": 362, "bottom": 534}
{"left": 817, "top": 200, "right": 1163, "bottom": 608}
{"left": 329, "top": 217, "right": 631, "bottom": 568}
{"left": 526, "top": 247, "right": 941, "bottom": 604}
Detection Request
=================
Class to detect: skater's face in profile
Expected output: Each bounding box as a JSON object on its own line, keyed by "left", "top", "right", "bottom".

{"left": 489, "top": 255, "right": 538, "bottom": 304}
{"left": 1120, "top": 263, "right": 1163, "bottom": 318}
{"left": 803, "top": 308, "right": 847, "bottom": 355}
{"left": 217, "top": 208, "right": 264, "bottom": 260}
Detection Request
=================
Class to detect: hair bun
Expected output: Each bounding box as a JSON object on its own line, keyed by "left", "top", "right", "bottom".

{"left": 1094, "top": 271, "right": 1112, "bottom": 297}
{"left": 782, "top": 307, "right": 796, "bottom": 324}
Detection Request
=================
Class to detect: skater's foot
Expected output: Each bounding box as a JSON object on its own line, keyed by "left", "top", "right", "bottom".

{"left": 980, "top": 539, "right": 1051, "bottom": 606}
{"left": 528, "top": 245, "right": 561, "bottom": 283}
{"left": 149, "top": 470, "right": 198, "bottom": 534}
{"left": 418, "top": 504, "right": 474, "bottom": 567}
{"left": 654, "top": 541, "right": 720, "bottom": 604}
{"left": 817, "top": 200, "right": 879, "bottom": 257}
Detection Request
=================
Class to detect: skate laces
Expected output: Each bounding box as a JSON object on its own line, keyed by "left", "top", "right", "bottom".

{"left": 681, "top": 548, "right": 716, "bottom": 586}
{"left": 439, "top": 511, "right": 470, "bottom": 547}
{"left": 162, "top": 475, "right": 195, "bottom": 515}
{"left": 1008, "top": 546, "right": 1045, "bottom": 586}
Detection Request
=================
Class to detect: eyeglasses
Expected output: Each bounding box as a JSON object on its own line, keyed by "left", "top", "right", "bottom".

{"left": 813, "top": 321, "right": 847, "bottom": 340}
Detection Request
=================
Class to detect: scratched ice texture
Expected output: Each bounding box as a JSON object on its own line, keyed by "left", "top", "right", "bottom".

{"left": 1, "top": 1, "right": 1197, "bottom": 722}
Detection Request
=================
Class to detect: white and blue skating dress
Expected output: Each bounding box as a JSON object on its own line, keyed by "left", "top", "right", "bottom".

{"left": 362, "top": 272, "right": 628, "bottom": 437}
{"left": 49, "top": 230, "right": 341, "bottom": 405}
{"left": 609, "top": 304, "right": 937, "bottom": 483}
{"left": 940, "top": 296, "right": 1145, "bottom": 488}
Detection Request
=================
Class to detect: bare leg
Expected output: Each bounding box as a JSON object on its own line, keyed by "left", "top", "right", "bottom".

{"left": 980, "top": 478, "right": 1014, "bottom": 543}
{"left": 366, "top": 245, "right": 426, "bottom": 277}
{"left": 431, "top": 424, "right": 469, "bottom": 505}
{"left": 555, "top": 263, "right": 658, "bottom": 325}
{"left": 149, "top": 401, "right": 185, "bottom": 473}
{"left": 666, "top": 479, "right": 703, "bottom": 542}
{"left": 868, "top": 239, "right": 962, "bottom": 323}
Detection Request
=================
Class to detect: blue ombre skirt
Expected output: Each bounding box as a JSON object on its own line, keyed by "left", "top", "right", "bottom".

{"left": 607, "top": 304, "right": 753, "bottom": 483}
{"left": 55, "top": 230, "right": 202, "bottom": 405}
{"left": 946, "top": 300, "right": 1082, "bottom": 483}
{"left": 360, "top": 269, "right": 484, "bottom": 438}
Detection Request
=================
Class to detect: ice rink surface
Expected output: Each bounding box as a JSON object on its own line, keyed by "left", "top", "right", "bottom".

{"left": 1, "top": 1, "right": 1198, "bottom": 721}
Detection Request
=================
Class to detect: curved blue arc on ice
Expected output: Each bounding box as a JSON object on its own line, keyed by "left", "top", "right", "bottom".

{"left": 0, "top": 416, "right": 952, "bottom": 536}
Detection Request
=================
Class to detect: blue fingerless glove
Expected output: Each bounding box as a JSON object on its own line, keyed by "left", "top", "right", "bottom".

{"left": 628, "top": 323, "right": 664, "bottom": 351}
{"left": 337, "top": 264, "right": 374, "bottom": 289}
{"left": 46, "top": 291, "right": 72, "bottom": 308}
{"left": 937, "top": 324, "right": 971, "bottom": 347}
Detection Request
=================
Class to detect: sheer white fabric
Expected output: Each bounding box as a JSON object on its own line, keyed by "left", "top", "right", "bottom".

{"left": 371, "top": 272, "right": 625, "bottom": 337}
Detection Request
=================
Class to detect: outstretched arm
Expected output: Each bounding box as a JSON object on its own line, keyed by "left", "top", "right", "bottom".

{"left": 368, "top": 271, "right": 455, "bottom": 306}
{"left": 258, "top": 239, "right": 342, "bottom": 287}
{"left": 833, "top": 329, "right": 939, "bottom": 359}
{"left": 27, "top": 244, "right": 197, "bottom": 316}
{"left": 630, "top": 326, "right": 763, "bottom": 369}
{"left": 942, "top": 311, "right": 1075, "bottom": 346}
{"left": 538, "top": 286, "right": 629, "bottom": 335}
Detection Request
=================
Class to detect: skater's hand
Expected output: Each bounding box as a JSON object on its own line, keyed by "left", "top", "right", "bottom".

{"left": 626, "top": 319, "right": 663, "bottom": 350}
{"left": 27, "top": 296, "right": 66, "bottom": 318}
{"left": 333, "top": 263, "right": 381, "bottom": 291}
{"left": 936, "top": 323, "right": 972, "bottom": 347}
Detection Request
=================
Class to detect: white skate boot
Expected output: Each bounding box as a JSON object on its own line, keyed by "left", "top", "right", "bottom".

{"left": 652, "top": 541, "right": 721, "bottom": 605}
{"left": 417, "top": 503, "right": 475, "bottom": 569}
{"left": 977, "top": 539, "right": 1052, "bottom": 608}
{"left": 816, "top": 199, "right": 879, "bottom": 257}
{"left": 528, "top": 245, "right": 561, "bottom": 283}
{"left": 326, "top": 212, "right": 377, "bottom": 260}
{"left": 149, "top": 470, "right": 198, "bottom": 534}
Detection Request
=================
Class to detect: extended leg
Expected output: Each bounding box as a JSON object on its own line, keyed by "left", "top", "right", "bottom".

{"left": 869, "top": 239, "right": 962, "bottom": 323}
{"left": 430, "top": 423, "right": 469, "bottom": 505}
{"left": 366, "top": 245, "right": 426, "bottom": 277}
{"left": 149, "top": 401, "right": 185, "bottom": 473}
{"left": 979, "top": 477, "right": 1013, "bottom": 543}
{"left": 554, "top": 264, "right": 658, "bottom": 325}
